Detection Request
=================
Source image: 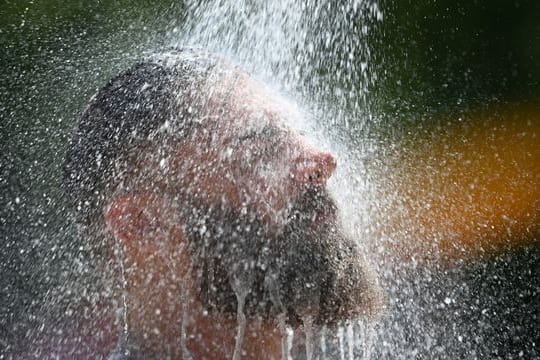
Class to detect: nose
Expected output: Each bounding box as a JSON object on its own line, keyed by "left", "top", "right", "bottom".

{"left": 292, "top": 149, "right": 337, "bottom": 187}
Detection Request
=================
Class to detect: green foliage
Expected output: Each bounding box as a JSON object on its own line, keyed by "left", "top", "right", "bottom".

{"left": 371, "top": 0, "right": 540, "bottom": 114}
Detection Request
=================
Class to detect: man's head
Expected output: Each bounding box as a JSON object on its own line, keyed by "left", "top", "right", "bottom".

{"left": 64, "top": 48, "right": 380, "bottom": 330}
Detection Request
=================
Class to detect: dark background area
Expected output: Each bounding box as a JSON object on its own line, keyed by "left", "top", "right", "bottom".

{"left": 373, "top": 0, "right": 540, "bottom": 116}
{"left": 1, "top": 0, "right": 539, "bottom": 357}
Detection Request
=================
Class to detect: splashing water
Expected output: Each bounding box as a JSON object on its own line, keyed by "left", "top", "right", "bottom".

{"left": 278, "top": 313, "right": 292, "bottom": 360}
{"left": 302, "top": 315, "right": 315, "bottom": 360}
{"left": 230, "top": 266, "right": 253, "bottom": 360}
{"left": 359, "top": 319, "right": 375, "bottom": 359}
{"left": 16, "top": 0, "right": 383, "bottom": 355}
{"left": 232, "top": 288, "right": 247, "bottom": 360}
{"left": 173, "top": 2, "right": 383, "bottom": 358}
{"left": 337, "top": 326, "right": 346, "bottom": 360}
{"left": 320, "top": 326, "right": 328, "bottom": 358}
{"left": 346, "top": 323, "right": 355, "bottom": 360}
{"left": 4, "top": 0, "right": 539, "bottom": 358}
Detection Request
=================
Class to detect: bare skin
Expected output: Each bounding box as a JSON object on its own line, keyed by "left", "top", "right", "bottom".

{"left": 104, "top": 71, "right": 344, "bottom": 359}
{"left": 107, "top": 193, "right": 283, "bottom": 358}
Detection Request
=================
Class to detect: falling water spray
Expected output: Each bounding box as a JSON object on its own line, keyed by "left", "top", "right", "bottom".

{"left": 171, "top": 1, "right": 384, "bottom": 359}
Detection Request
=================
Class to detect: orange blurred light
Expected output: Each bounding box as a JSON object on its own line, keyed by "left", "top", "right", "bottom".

{"left": 376, "top": 103, "right": 540, "bottom": 264}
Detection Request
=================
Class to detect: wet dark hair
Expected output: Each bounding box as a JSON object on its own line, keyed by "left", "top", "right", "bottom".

{"left": 64, "top": 49, "right": 217, "bottom": 226}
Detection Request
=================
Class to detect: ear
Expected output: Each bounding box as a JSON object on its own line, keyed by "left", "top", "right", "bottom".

{"left": 104, "top": 193, "right": 160, "bottom": 248}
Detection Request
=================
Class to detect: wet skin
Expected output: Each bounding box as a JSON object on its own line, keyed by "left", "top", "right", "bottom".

{"left": 179, "top": 70, "right": 337, "bottom": 228}
{"left": 104, "top": 64, "right": 379, "bottom": 359}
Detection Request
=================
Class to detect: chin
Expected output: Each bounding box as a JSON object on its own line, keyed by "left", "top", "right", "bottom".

{"left": 273, "top": 216, "right": 383, "bottom": 327}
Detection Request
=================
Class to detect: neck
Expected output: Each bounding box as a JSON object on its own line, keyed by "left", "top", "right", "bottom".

{"left": 122, "top": 254, "right": 283, "bottom": 359}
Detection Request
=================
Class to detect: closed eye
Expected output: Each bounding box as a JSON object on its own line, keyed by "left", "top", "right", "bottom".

{"left": 237, "top": 126, "right": 278, "bottom": 143}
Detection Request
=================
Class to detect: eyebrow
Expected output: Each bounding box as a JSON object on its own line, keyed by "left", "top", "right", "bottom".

{"left": 237, "top": 125, "right": 277, "bottom": 142}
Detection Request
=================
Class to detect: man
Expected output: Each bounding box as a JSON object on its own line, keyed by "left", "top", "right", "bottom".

{"left": 57, "top": 49, "right": 380, "bottom": 359}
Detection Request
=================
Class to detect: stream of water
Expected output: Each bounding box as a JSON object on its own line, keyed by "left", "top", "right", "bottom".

{"left": 174, "top": 1, "right": 383, "bottom": 358}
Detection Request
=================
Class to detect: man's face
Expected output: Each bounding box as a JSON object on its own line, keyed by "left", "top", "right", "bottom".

{"left": 180, "top": 71, "right": 337, "bottom": 229}
{"left": 168, "top": 68, "right": 379, "bottom": 326}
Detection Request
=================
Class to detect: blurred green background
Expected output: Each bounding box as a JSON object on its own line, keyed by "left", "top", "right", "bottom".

{"left": 1, "top": 0, "right": 539, "bottom": 357}
{"left": 374, "top": 0, "right": 540, "bottom": 113}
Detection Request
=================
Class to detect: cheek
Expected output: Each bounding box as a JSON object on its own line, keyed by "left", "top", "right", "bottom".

{"left": 195, "top": 141, "right": 299, "bottom": 214}
{"left": 182, "top": 148, "right": 240, "bottom": 204}
{"left": 237, "top": 153, "right": 297, "bottom": 214}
